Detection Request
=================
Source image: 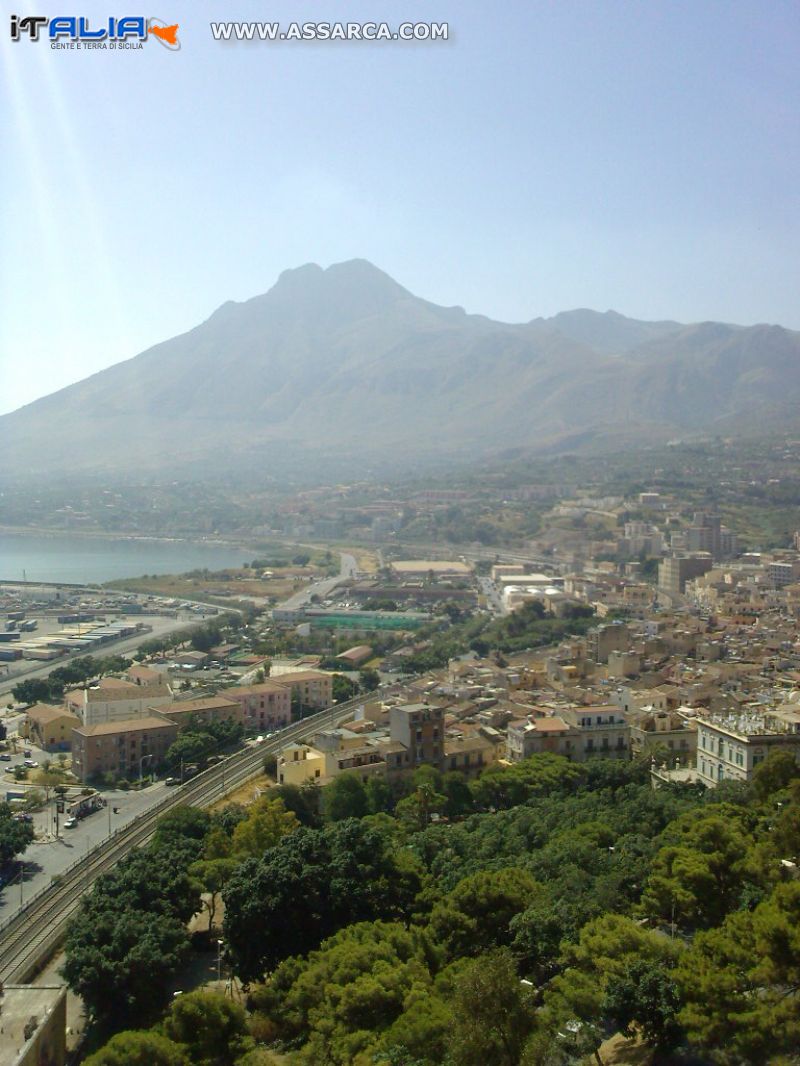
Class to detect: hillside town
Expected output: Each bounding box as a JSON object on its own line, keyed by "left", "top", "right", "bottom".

{"left": 4, "top": 485, "right": 800, "bottom": 1066}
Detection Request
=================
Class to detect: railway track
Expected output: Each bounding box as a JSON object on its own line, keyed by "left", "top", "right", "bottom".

{"left": 0, "top": 696, "right": 369, "bottom": 983}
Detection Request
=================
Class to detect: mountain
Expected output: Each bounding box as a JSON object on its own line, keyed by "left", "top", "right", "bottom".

{"left": 2, "top": 259, "right": 799, "bottom": 483}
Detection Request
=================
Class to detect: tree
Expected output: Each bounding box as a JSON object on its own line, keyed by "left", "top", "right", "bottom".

{"left": 163, "top": 989, "right": 252, "bottom": 1066}
{"left": 470, "top": 753, "right": 585, "bottom": 811}
{"left": 332, "top": 674, "right": 359, "bottom": 703}
{"left": 510, "top": 897, "right": 587, "bottom": 983}
{"left": 640, "top": 808, "right": 753, "bottom": 929}
{"left": 0, "top": 802, "right": 34, "bottom": 863}
{"left": 62, "top": 842, "right": 200, "bottom": 1025}
{"left": 750, "top": 749, "right": 800, "bottom": 802}
{"left": 152, "top": 806, "right": 211, "bottom": 859}
{"left": 359, "top": 667, "right": 381, "bottom": 692}
{"left": 322, "top": 774, "right": 369, "bottom": 822}
{"left": 191, "top": 625, "right": 222, "bottom": 652}
{"left": 11, "top": 678, "right": 54, "bottom": 705}
{"left": 395, "top": 783, "right": 446, "bottom": 832}
{"left": 366, "top": 776, "right": 394, "bottom": 815}
{"left": 442, "top": 771, "right": 474, "bottom": 818}
{"left": 223, "top": 820, "right": 420, "bottom": 982}
{"left": 269, "top": 783, "right": 320, "bottom": 827}
{"left": 677, "top": 882, "right": 800, "bottom": 1062}
{"left": 190, "top": 857, "right": 238, "bottom": 930}
{"left": 83, "top": 1031, "right": 190, "bottom": 1066}
{"left": 447, "top": 948, "right": 534, "bottom": 1066}
{"left": 235, "top": 1052, "right": 280, "bottom": 1066}
{"left": 165, "top": 732, "right": 218, "bottom": 771}
{"left": 62, "top": 907, "right": 190, "bottom": 1025}
{"left": 602, "top": 956, "right": 682, "bottom": 1051}
{"left": 231, "top": 797, "right": 299, "bottom": 859}
{"left": 542, "top": 913, "right": 679, "bottom": 1055}
{"left": 250, "top": 921, "right": 437, "bottom": 1065}
{"left": 428, "top": 868, "right": 539, "bottom": 961}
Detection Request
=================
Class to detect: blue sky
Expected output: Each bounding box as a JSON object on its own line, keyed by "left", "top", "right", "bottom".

{"left": 2, "top": 0, "right": 799, "bottom": 414}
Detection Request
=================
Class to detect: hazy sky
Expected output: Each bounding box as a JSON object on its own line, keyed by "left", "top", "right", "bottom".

{"left": 2, "top": 0, "right": 799, "bottom": 415}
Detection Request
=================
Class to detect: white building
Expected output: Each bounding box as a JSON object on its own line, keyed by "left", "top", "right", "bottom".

{"left": 696, "top": 707, "right": 800, "bottom": 787}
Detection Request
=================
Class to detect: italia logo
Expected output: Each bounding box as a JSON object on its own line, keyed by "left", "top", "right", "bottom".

{"left": 10, "top": 15, "right": 180, "bottom": 49}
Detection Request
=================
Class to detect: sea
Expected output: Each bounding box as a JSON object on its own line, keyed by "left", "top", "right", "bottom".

{"left": 0, "top": 531, "right": 255, "bottom": 586}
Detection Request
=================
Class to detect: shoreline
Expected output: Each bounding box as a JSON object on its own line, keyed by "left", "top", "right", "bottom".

{"left": 0, "top": 525, "right": 256, "bottom": 551}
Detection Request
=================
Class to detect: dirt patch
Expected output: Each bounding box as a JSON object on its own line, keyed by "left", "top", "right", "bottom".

{"left": 207, "top": 774, "right": 275, "bottom": 812}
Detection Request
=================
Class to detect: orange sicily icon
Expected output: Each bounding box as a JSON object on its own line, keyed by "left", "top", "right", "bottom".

{"left": 149, "top": 23, "right": 178, "bottom": 44}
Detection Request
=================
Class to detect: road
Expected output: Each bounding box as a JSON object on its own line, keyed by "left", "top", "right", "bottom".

{"left": 0, "top": 687, "right": 398, "bottom": 984}
{"left": 276, "top": 551, "right": 358, "bottom": 612}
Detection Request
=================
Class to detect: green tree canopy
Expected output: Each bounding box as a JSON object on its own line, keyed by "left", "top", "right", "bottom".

{"left": 322, "top": 774, "right": 369, "bottom": 822}
{"left": 223, "top": 819, "right": 421, "bottom": 982}
{"left": 0, "top": 802, "right": 34, "bottom": 864}
{"left": 83, "top": 1031, "right": 190, "bottom": 1066}
{"left": 231, "top": 797, "right": 299, "bottom": 859}
{"left": 62, "top": 907, "right": 190, "bottom": 1025}
{"left": 677, "top": 881, "right": 800, "bottom": 1063}
{"left": 249, "top": 922, "right": 436, "bottom": 1065}
{"left": 428, "top": 868, "right": 539, "bottom": 961}
{"left": 163, "top": 989, "right": 252, "bottom": 1066}
{"left": 446, "top": 948, "right": 535, "bottom": 1066}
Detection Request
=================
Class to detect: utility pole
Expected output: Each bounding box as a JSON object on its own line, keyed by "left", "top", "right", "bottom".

{"left": 19, "top": 861, "right": 23, "bottom": 906}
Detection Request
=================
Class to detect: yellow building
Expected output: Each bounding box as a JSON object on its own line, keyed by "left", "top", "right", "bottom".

{"left": 22, "top": 704, "right": 82, "bottom": 752}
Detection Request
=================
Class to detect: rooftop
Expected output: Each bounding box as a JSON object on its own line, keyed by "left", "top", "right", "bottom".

{"left": 74, "top": 715, "right": 177, "bottom": 738}
{"left": 0, "top": 985, "right": 65, "bottom": 1066}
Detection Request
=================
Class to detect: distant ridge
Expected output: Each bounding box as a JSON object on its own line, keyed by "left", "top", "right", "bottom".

{"left": 2, "top": 259, "right": 799, "bottom": 482}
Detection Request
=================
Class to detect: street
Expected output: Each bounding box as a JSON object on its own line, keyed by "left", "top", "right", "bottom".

{"left": 1, "top": 769, "right": 171, "bottom": 921}
{"left": 276, "top": 551, "right": 358, "bottom": 612}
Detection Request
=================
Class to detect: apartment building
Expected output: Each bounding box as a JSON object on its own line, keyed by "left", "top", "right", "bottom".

{"left": 696, "top": 707, "right": 800, "bottom": 787}
{"left": 506, "top": 706, "right": 629, "bottom": 763}
{"left": 225, "top": 681, "right": 292, "bottom": 731}
{"left": 389, "top": 703, "right": 445, "bottom": 770}
{"left": 71, "top": 716, "right": 178, "bottom": 783}
{"left": 506, "top": 716, "right": 579, "bottom": 761}
{"left": 272, "top": 669, "right": 333, "bottom": 710}
{"left": 156, "top": 695, "right": 244, "bottom": 732}
{"left": 626, "top": 707, "right": 696, "bottom": 767}
{"left": 658, "top": 554, "right": 714, "bottom": 595}
{"left": 64, "top": 677, "right": 173, "bottom": 726}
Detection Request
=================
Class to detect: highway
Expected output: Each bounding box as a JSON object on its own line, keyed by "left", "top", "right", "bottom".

{"left": 0, "top": 692, "right": 376, "bottom": 985}
{"left": 275, "top": 551, "right": 358, "bottom": 613}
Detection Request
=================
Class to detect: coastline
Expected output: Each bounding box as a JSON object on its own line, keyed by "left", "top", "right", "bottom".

{"left": 0, "top": 525, "right": 256, "bottom": 551}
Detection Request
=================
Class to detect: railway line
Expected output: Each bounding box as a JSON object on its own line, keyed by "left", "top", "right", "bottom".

{"left": 0, "top": 695, "right": 369, "bottom": 983}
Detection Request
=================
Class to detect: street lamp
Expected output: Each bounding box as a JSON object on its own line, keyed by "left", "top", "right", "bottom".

{"left": 139, "top": 754, "right": 153, "bottom": 784}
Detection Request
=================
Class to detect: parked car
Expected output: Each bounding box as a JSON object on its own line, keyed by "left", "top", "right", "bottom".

{"left": 0, "top": 754, "right": 11, "bottom": 761}
{"left": 164, "top": 776, "right": 180, "bottom": 786}
{"left": 22, "top": 750, "right": 32, "bottom": 758}
{"left": 64, "top": 817, "right": 78, "bottom": 829}
{"left": 24, "top": 759, "right": 38, "bottom": 769}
